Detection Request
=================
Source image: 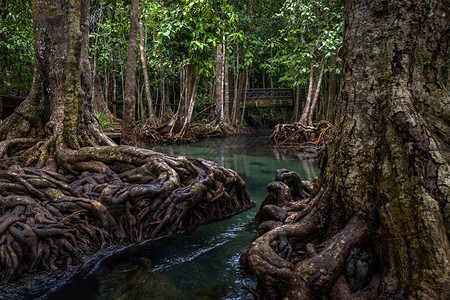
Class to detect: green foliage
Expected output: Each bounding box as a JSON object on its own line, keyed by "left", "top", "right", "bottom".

{"left": 0, "top": 0, "right": 34, "bottom": 96}
{"left": 154, "top": 0, "right": 238, "bottom": 77}
{"left": 264, "top": 0, "right": 344, "bottom": 87}
{"left": 95, "top": 110, "right": 116, "bottom": 131}
{"left": 3, "top": 0, "right": 344, "bottom": 126}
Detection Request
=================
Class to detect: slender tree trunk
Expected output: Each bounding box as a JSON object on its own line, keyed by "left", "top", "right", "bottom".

{"left": 231, "top": 47, "right": 244, "bottom": 126}
{"left": 240, "top": 69, "right": 249, "bottom": 124}
{"left": 93, "top": 75, "right": 109, "bottom": 113}
{"left": 139, "top": 18, "right": 156, "bottom": 126}
{"left": 224, "top": 45, "right": 230, "bottom": 123}
{"left": 290, "top": 85, "right": 301, "bottom": 122}
{"left": 112, "top": 65, "right": 117, "bottom": 116}
{"left": 168, "top": 64, "right": 199, "bottom": 141}
{"left": 159, "top": 74, "right": 166, "bottom": 119}
{"left": 90, "top": 0, "right": 103, "bottom": 106}
{"left": 306, "top": 58, "right": 326, "bottom": 126}
{"left": 137, "top": 83, "right": 145, "bottom": 122}
{"left": 214, "top": 38, "right": 224, "bottom": 124}
{"left": 299, "top": 63, "right": 315, "bottom": 124}
{"left": 121, "top": 0, "right": 139, "bottom": 146}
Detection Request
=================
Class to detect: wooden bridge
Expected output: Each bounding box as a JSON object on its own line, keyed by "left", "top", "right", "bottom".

{"left": 0, "top": 94, "right": 26, "bottom": 120}
{"left": 230, "top": 88, "right": 295, "bottom": 108}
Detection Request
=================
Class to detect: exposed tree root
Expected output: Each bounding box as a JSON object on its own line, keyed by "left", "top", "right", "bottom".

{"left": 242, "top": 170, "right": 380, "bottom": 299}
{"left": 269, "top": 120, "right": 333, "bottom": 149}
{"left": 137, "top": 121, "right": 253, "bottom": 145}
{"left": 0, "top": 144, "right": 250, "bottom": 282}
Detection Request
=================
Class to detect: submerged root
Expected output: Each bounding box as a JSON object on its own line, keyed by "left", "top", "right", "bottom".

{"left": 138, "top": 121, "right": 253, "bottom": 145}
{"left": 0, "top": 145, "right": 250, "bottom": 280}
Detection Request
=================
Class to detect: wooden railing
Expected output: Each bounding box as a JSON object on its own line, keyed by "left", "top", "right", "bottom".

{"left": 229, "top": 88, "right": 293, "bottom": 100}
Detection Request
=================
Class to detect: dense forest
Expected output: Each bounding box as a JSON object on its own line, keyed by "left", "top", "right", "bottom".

{"left": 0, "top": 0, "right": 449, "bottom": 299}
{"left": 1, "top": 0, "right": 343, "bottom": 141}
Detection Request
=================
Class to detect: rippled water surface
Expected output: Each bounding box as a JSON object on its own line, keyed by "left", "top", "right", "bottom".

{"left": 47, "top": 134, "right": 318, "bottom": 300}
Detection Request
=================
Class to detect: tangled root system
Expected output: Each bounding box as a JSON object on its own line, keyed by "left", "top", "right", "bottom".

{"left": 0, "top": 144, "right": 250, "bottom": 281}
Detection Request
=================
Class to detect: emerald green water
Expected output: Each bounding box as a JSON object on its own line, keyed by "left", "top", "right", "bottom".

{"left": 46, "top": 134, "right": 318, "bottom": 300}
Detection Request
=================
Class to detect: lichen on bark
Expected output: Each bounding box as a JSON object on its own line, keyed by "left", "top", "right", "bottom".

{"left": 243, "top": 0, "right": 449, "bottom": 299}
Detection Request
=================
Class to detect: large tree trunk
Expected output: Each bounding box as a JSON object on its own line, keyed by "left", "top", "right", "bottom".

{"left": 120, "top": 0, "right": 139, "bottom": 146}
{"left": 0, "top": 0, "right": 250, "bottom": 292}
{"left": 245, "top": 1, "right": 449, "bottom": 299}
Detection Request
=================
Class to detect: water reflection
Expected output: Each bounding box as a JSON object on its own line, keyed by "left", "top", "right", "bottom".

{"left": 47, "top": 135, "right": 319, "bottom": 299}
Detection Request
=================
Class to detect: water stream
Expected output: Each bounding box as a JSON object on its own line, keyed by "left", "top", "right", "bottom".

{"left": 46, "top": 134, "right": 318, "bottom": 299}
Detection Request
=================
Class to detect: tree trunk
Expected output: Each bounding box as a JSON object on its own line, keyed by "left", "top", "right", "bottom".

{"left": 121, "top": 0, "right": 139, "bottom": 146}
{"left": 167, "top": 64, "right": 199, "bottom": 141}
{"left": 306, "top": 58, "right": 326, "bottom": 126}
{"left": 224, "top": 46, "right": 230, "bottom": 123}
{"left": 214, "top": 39, "right": 224, "bottom": 124}
{"left": 326, "top": 63, "right": 337, "bottom": 124}
{"left": 240, "top": 69, "right": 249, "bottom": 124}
{"left": 0, "top": 0, "right": 251, "bottom": 290}
{"left": 231, "top": 60, "right": 245, "bottom": 126}
{"left": 93, "top": 75, "right": 109, "bottom": 113}
{"left": 245, "top": 1, "right": 449, "bottom": 299}
{"left": 299, "top": 63, "right": 315, "bottom": 125}
{"left": 139, "top": 18, "right": 156, "bottom": 127}
{"left": 290, "top": 85, "right": 301, "bottom": 122}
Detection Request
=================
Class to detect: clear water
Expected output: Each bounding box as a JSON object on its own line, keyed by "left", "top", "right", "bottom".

{"left": 46, "top": 134, "right": 318, "bottom": 300}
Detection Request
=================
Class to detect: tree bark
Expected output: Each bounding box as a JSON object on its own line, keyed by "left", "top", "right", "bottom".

{"left": 223, "top": 41, "right": 230, "bottom": 123}
{"left": 121, "top": 0, "right": 139, "bottom": 146}
{"left": 299, "top": 64, "right": 315, "bottom": 125}
{"left": 290, "top": 85, "right": 301, "bottom": 122}
{"left": 139, "top": 18, "right": 156, "bottom": 126}
{"left": 166, "top": 64, "right": 199, "bottom": 142}
{"left": 214, "top": 39, "right": 224, "bottom": 125}
{"left": 232, "top": 66, "right": 245, "bottom": 126}
{"left": 306, "top": 58, "right": 326, "bottom": 126}
{"left": 246, "top": 1, "right": 449, "bottom": 299}
{"left": 326, "top": 63, "right": 337, "bottom": 124}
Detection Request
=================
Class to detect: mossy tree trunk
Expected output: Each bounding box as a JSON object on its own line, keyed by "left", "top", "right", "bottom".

{"left": 246, "top": 0, "right": 449, "bottom": 299}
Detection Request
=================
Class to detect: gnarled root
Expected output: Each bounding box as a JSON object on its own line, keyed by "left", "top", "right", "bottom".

{"left": 269, "top": 120, "right": 333, "bottom": 149}
{"left": 0, "top": 145, "right": 250, "bottom": 281}
{"left": 245, "top": 170, "right": 377, "bottom": 299}
{"left": 246, "top": 168, "right": 321, "bottom": 299}
{"left": 285, "top": 217, "right": 370, "bottom": 299}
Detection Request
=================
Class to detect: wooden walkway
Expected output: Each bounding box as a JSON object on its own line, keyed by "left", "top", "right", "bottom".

{"left": 230, "top": 88, "right": 295, "bottom": 108}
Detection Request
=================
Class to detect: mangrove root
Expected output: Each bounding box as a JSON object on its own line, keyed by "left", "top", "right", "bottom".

{"left": 269, "top": 120, "right": 333, "bottom": 149}
{"left": 0, "top": 145, "right": 250, "bottom": 281}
